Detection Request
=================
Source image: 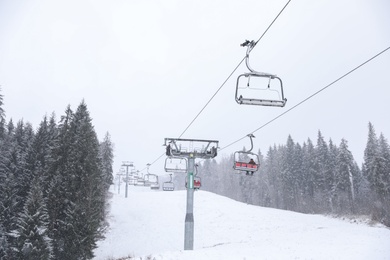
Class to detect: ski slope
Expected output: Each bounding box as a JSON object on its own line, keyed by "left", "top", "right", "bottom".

{"left": 94, "top": 185, "right": 390, "bottom": 260}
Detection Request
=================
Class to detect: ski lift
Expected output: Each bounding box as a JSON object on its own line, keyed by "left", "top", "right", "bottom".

{"left": 163, "top": 174, "right": 175, "bottom": 191}
{"left": 135, "top": 177, "right": 146, "bottom": 186}
{"left": 233, "top": 134, "right": 260, "bottom": 175}
{"left": 235, "top": 40, "right": 287, "bottom": 107}
{"left": 128, "top": 170, "right": 140, "bottom": 185}
{"left": 134, "top": 172, "right": 146, "bottom": 186}
{"left": 144, "top": 163, "right": 160, "bottom": 190}
{"left": 185, "top": 163, "right": 201, "bottom": 190}
{"left": 164, "top": 156, "right": 188, "bottom": 173}
{"left": 150, "top": 180, "right": 160, "bottom": 190}
{"left": 129, "top": 175, "right": 137, "bottom": 185}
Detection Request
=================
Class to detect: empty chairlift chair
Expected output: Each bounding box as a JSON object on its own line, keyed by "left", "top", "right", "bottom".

{"left": 235, "top": 40, "right": 287, "bottom": 107}
{"left": 163, "top": 174, "right": 175, "bottom": 191}
{"left": 144, "top": 163, "right": 160, "bottom": 189}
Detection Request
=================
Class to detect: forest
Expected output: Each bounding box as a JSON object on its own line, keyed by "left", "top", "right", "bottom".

{"left": 0, "top": 90, "right": 114, "bottom": 259}
{"left": 189, "top": 124, "right": 390, "bottom": 228}
{"left": 2, "top": 86, "right": 390, "bottom": 259}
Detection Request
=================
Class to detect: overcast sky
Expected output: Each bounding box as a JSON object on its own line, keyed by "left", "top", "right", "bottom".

{"left": 1, "top": 0, "right": 389, "bottom": 176}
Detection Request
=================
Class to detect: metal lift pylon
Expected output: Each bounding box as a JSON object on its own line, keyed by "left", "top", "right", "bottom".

{"left": 164, "top": 138, "right": 219, "bottom": 250}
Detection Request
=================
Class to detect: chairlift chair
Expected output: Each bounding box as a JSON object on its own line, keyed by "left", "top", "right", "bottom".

{"left": 233, "top": 134, "right": 260, "bottom": 175}
{"left": 164, "top": 156, "right": 188, "bottom": 173}
{"left": 162, "top": 174, "right": 175, "bottom": 191}
{"left": 235, "top": 40, "right": 287, "bottom": 107}
{"left": 128, "top": 175, "right": 137, "bottom": 185}
{"left": 135, "top": 178, "right": 146, "bottom": 186}
{"left": 144, "top": 164, "right": 160, "bottom": 189}
{"left": 146, "top": 174, "right": 160, "bottom": 190}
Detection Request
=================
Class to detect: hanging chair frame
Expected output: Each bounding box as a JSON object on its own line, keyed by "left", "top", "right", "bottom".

{"left": 233, "top": 134, "right": 260, "bottom": 173}
{"left": 235, "top": 40, "right": 287, "bottom": 107}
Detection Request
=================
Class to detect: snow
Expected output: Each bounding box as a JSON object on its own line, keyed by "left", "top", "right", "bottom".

{"left": 94, "top": 185, "right": 390, "bottom": 260}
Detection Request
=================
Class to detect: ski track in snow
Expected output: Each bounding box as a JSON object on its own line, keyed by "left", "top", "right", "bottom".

{"left": 94, "top": 185, "right": 390, "bottom": 260}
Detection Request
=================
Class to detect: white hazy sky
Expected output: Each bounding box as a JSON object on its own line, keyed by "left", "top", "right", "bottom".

{"left": 1, "top": 0, "right": 389, "bottom": 175}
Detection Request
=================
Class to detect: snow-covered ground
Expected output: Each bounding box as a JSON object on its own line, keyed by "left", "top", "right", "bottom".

{"left": 94, "top": 185, "right": 390, "bottom": 260}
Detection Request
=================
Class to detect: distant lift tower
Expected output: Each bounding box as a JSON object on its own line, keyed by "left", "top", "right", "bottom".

{"left": 164, "top": 138, "right": 219, "bottom": 250}
{"left": 121, "top": 161, "right": 134, "bottom": 198}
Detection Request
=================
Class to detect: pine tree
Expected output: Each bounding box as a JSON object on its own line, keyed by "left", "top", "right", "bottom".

{"left": 0, "top": 89, "right": 10, "bottom": 258}
{"left": 281, "top": 135, "right": 299, "bottom": 211}
{"left": 376, "top": 133, "right": 390, "bottom": 225}
{"left": 0, "top": 120, "right": 29, "bottom": 258}
{"left": 377, "top": 133, "right": 390, "bottom": 199}
{"left": 314, "top": 131, "right": 331, "bottom": 212}
{"left": 363, "top": 122, "right": 390, "bottom": 225}
{"left": 364, "top": 122, "right": 379, "bottom": 191}
{"left": 46, "top": 106, "right": 74, "bottom": 259}
{"left": 335, "top": 139, "right": 356, "bottom": 213}
{"left": 10, "top": 121, "right": 35, "bottom": 214}
{"left": 0, "top": 223, "right": 9, "bottom": 259}
{"left": 99, "top": 132, "right": 114, "bottom": 191}
{"left": 327, "top": 139, "right": 339, "bottom": 213}
{"left": 12, "top": 177, "right": 52, "bottom": 260}
{"left": 0, "top": 87, "right": 5, "bottom": 139}
{"left": 301, "top": 139, "right": 316, "bottom": 212}
{"left": 60, "top": 101, "right": 106, "bottom": 259}
{"left": 264, "top": 145, "right": 284, "bottom": 209}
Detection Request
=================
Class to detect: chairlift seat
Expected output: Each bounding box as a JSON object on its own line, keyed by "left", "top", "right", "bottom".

{"left": 234, "top": 161, "right": 258, "bottom": 172}
{"left": 163, "top": 185, "right": 174, "bottom": 191}
{"left": 150, "top": 183, "right": 160, "bottom": 190}
{"left": 237, "top": 96, "right": 286, "bottom": 107}
{"left": 194, "top": 180, "right": 201, "bottom": 189}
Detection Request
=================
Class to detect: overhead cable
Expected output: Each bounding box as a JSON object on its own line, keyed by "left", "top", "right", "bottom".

{"left": 220, "top": 46, "right": 390, "bottom": 152}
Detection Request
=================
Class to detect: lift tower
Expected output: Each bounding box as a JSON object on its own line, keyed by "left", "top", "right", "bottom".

{"left": 121, "top": 161, "right": 134, "bottom": 198}
{"left": 164, "top": 138, "right": 219, "bottom": 250}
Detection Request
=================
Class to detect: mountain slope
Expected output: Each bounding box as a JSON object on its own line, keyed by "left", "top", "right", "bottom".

{"left": 94, "top": 185, "right": 390, "bottom": 259}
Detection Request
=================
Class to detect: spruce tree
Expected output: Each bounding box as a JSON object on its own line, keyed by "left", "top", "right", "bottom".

{"left": 335, "top": 139, "right": 356, "bottom": 213}
{"left": 327, "top": 139, "right": 338, "bottom": 213}
{"left": 314, "top": 131, "right": 331, "bottom": 211}
{"left": 46, "top": 106, "right": 73, "bottom": 259}
{"left": 0, "top": 223, "right": 9, "bottom": 259}
{"left": 301, "top": 139, "right": 316, "bottom": 212}
{"left": 377, "top": 133, "right": 390, "bottom": 199}
{"left": 99, "top": 132, "right": 114, "bottom": 191}
{"left": 363, "top": 122, "right": 390, "bottom": 225}
{"left": 364, "top": 122, "right": 379, "bottom": 190}
{"left": 281, "top": 135, "right": 299, "bottom": 211}
{"left": 0, "top": 87, "right": 5, "bottom": 139}
{"left": 62, "top": 100, "right": 106, "bottom": 259}
{"left": 12, "top": 177, "right": 52, "bottom": 260}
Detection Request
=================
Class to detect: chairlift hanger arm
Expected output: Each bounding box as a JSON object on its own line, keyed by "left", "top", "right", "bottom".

{"left": 236, "top": 134, "right": 255, "bottom": 153}
{"left": 247, "top": 134, "right": 254, "bottom": 153}
{"left": 242, "top": 40, "right": 276, "bottom": 78}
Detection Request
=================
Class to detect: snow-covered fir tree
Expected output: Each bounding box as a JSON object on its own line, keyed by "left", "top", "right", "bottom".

{"left": 334, "top": 139, "right": 356, "bottom": 213}
{"left": 12, "top": 177, "right": 52, "bottom": 260}
{"left": 0, "top": 92, "right": 114, "bottom": 258}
